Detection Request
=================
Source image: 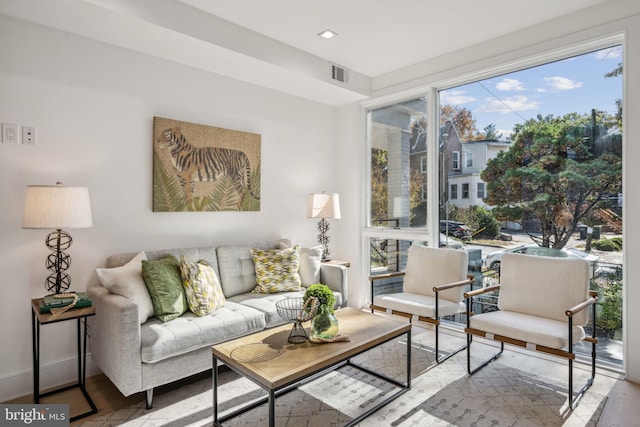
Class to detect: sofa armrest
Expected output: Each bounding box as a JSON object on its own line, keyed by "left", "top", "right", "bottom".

{"left": 320, "top": 263, "right": 348, "bottom": 307}
{"left": 87, "top": 285, "right": 143, "bottom": 397}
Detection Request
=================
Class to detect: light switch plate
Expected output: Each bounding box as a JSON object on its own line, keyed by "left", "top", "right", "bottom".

{"left": 2, "top": 123, "right": 18, "bottom": 143}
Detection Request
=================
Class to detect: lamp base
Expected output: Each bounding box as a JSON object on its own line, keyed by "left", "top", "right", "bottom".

{"left": 317, "top": 218, "right": 331, "bottom": 260}
{"left": 45, "top": 229, "right": 72, "bottom": 294}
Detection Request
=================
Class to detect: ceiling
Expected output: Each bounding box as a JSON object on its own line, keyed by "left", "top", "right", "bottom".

{"left": 0, "top": 0, "right": 627, "bottom": 105}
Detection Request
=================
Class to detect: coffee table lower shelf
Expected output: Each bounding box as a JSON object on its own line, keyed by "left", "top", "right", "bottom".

{"left": 212, "top": 308, "right": 411, "bottom": 427}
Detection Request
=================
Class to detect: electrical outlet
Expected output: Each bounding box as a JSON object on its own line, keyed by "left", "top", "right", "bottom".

{"left": 22, "top": 126, "right": 36, "bottom": 145}
{"left": 2, "top": 123, "right": 18, "bottom": 143}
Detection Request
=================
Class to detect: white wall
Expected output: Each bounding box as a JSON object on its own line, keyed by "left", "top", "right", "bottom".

{"left": 337, "top": 8, "right": 640, "bottom": 382}
{"left": 2, "top": 2, "right": 640, "bottom": 404}
{"left": 0, "top": 15, "right": 344, "bottom": 401}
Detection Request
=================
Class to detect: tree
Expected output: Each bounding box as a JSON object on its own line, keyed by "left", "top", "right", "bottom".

{"left": 605, "top": 63, "right": 623, "bottom": 128}
{"left": 481, "top": 113, "right": 622, "bottom": 248}
{"left": 370, "top": 148, "right": 388, "bottom": 223}
{"left": 440, "top": 105, "right": 479, "bottom": 141}
{"left": 481, "top": 124, "right": 502, "bottom": 141}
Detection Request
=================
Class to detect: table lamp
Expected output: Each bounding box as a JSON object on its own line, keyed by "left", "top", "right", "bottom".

{"left": 23, "top": 182, "right": 93, "bottom": 295}
{"left": 307, "top": 192, "right": 341, "bottom": 260}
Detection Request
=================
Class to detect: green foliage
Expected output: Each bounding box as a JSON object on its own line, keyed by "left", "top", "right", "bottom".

{"left": 304, "top": 283, "right": 336, "bottom": 314}
{"left": 452, "top": 205, "right": 500, "bottom": 237}
{"left": 371, "top": 148, "right": 388, "bottom": 222}
{"left": 592, "top": 278, "right": 623, "bottom": 334}
{"left": 481, "top": 113, "right": 622, "bottom": 248}
{"left": 593, "top": 237, "right": 623, "bottom": 251}
{"left": 153, "top": 151, "right": 186, "bottom": 212}
{"left": 207, "top": 176, "right": 241, "bottom": 211}
{"left": 482, "top": 123, "right": 502, "bottom": 141}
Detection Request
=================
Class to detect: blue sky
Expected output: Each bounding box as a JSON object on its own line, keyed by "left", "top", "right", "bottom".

{"left": 440, "top": 45, "right": 623, "bottom": 140}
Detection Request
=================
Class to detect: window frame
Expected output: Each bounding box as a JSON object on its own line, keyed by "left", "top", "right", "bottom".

{"left": 452, "top": 151, "right": 460, "bottom": 170}
{"left": 477, "top": 182, "right": 485, "bottom": 199}
{"left": 362, "top": 33, "right": 625, "bottom": 270}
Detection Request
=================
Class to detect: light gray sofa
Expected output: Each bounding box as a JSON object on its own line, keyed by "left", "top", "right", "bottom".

{"left": 87, "top": 239, "right": 348, "bottom": 408}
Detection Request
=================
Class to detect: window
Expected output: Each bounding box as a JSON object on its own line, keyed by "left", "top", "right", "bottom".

{"left": 465, "top": 151, "right": 473, "bottom": 168}
{"left": 452, "top": 151, "right": 460, "bottom": 170}
{"left": 462, "top": 183, "right": 469, "bottom": 199}
{"left": 450, "top": 184, "right": 458, "bottom": 199}
{"left": 477, "top": 182, "right": 485, "bottom": 199}
{"left": 437, "top": 44, "right": 623, "bottom": 367}
{"left": 367, "top": 97, "right": 428, "bottom": 230}
{"left": 366, "top": 43, "right": 623, "bottom": 369}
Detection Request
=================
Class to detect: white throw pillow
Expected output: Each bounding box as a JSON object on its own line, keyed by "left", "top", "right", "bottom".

{"left": 96, "top": 251, "right": 154, "bottom": 324}
{"left": 279, "top": 243, "right": 323, "bottom": 286}
{"left": 299, "top": 246, "right": 323, "bottom": 286}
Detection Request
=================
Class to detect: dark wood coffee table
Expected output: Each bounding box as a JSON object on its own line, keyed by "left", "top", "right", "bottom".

{"left": 212, "top": 307, "right": 411, "bottom": 426}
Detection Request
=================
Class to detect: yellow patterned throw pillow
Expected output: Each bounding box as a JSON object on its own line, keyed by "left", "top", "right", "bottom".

{"left": 250, "top": 245, "right": 302, "bottom": 293}
{"left": 179, "top": 256, "right": 226, "bottom": 316}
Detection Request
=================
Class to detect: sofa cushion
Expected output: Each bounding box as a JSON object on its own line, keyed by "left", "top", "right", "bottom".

{"left": 179, "top": 257, "right": 226, "bottom": 316}
{"left": 96, "top": 251, "right": 154, "bottom": 324}
{"left": 251, "top": 245, "right": 302, "bottom": 293}
{"left": 227, "top": 291, "right": 305, "bottom": 328}
{"left": 216, "top": 240, "right": 291, "bottom": 298}
{"left": 140, "top": 302, "right": 266, "bottom": 363}
{"left": 142, "top": 255, "right": 188, "bottom": 322}
{"left": 279, "top": 243, "right": 323, "bottom": 286}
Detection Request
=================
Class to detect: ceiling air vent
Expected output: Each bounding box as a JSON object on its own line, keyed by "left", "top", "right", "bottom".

{"left": 331, "top": 65, "right": 347, "bottom": 83}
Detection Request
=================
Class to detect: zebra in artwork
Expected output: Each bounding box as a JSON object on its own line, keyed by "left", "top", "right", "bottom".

{"left": 155, "top": 127, "right": 254, "bottom": 202}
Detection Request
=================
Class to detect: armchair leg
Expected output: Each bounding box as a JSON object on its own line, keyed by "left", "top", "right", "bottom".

{"left": 466, "top": 333, "right": 504, "bottom": 375}
{"left": 434, "top": 323, "right": 466, "bottom": 364}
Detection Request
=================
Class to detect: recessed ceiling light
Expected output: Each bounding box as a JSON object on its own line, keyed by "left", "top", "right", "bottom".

{"left": 318, "top": 29, "right": 338, "bottom": 40}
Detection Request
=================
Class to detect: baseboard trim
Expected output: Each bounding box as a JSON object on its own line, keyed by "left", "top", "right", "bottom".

{"left": 0, "top": 353, "right": 100, "bottom": 402}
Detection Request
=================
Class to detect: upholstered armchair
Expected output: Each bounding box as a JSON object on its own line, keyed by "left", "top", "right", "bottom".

{"left": 464, "top": 252, "right": 597, "bottom": 409}
{"left": 370, "top": 245, "right": 473, "bottom": 363}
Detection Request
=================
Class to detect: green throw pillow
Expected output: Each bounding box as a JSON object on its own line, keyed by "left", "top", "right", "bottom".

{"left": 142, "top": 255, "right": 187, "bottom": 322}
{"left": 179, "top": 256, "right": 226, "bottom": 316}
{"left": 250, "top": 245, "right": 302, "bottom": 294}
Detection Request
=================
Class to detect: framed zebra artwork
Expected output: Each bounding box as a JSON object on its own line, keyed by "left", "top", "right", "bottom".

{"left": 152, "top": 117, "right": 261, "bottom": 212}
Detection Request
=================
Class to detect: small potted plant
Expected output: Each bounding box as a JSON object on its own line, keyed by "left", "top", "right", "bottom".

{"left": 303, "top": 283, "right": 339, "bottom": 340}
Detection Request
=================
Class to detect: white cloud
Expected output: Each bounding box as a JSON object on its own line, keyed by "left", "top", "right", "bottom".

{"left": 496, "top": 78, "right": 525, "bottom": 91}
{"left": 536, "top": 88, "right": 547, "bottom": 93}
{"left": 476, "top": 95, "right": 540, "bottom": 114}
{"left": 439, "top": 89, "right": 476, "bottom": 105}
{"left": 543, "top": 76, "right": 584, "bottom": 90}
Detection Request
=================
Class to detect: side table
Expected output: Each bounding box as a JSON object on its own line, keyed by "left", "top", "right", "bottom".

{"left": 31, "top": 298, "right": 98, "bottom": 422}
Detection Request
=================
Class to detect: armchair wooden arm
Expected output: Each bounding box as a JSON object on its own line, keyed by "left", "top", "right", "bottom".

{"left": 369, "top": 271, "right": 406, "bottom": 282}
{"left": 433, "top": 275, "right": 474, "bottom": 292}
{"left": 464, "top": 285, "right": 500, "bottom": 299}
{"left": 566, "top": 291, "right": 598, "bottom": 317}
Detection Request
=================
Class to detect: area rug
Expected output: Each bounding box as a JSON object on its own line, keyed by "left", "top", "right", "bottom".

{"left": 77, "top": 329, "right": 611, "bottom": 426}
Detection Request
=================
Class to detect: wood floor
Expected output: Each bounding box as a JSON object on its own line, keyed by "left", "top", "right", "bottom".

{"left": 5, "top": 371, "right": 211, "bottom": 425}
{"left": 5, "top": 369, "right": 640, "bottom": 425}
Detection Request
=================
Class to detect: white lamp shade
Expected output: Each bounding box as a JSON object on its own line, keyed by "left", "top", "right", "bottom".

{"left": 307, "top": 193, "right": 341, "bottom": 219}
{"left": 23, "top": 184, "right": 93, "bottom": 229}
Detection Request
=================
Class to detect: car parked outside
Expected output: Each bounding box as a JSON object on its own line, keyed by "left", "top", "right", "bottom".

{"left": 484, "top": 243, "right": 599, "bottom": 270}
{"left": 439, "top": 220, "right": 472, "bottom": 240}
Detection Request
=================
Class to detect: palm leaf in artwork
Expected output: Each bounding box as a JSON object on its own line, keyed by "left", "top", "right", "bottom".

{"left": 207, "top": 176, "right": 241, "bottom": 211}
{"left": 153, "top": 151, "right": 187, "bottom": 212}
{"left": 186, "top": 196, "right": 213, "bottom": 212}
{"left": 240, "top": 163, "right": 261, "bottom": 211}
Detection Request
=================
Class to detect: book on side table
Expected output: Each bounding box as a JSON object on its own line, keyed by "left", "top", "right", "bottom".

{"left": 39, "top": 292, "right": 92, "bottom": 313}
